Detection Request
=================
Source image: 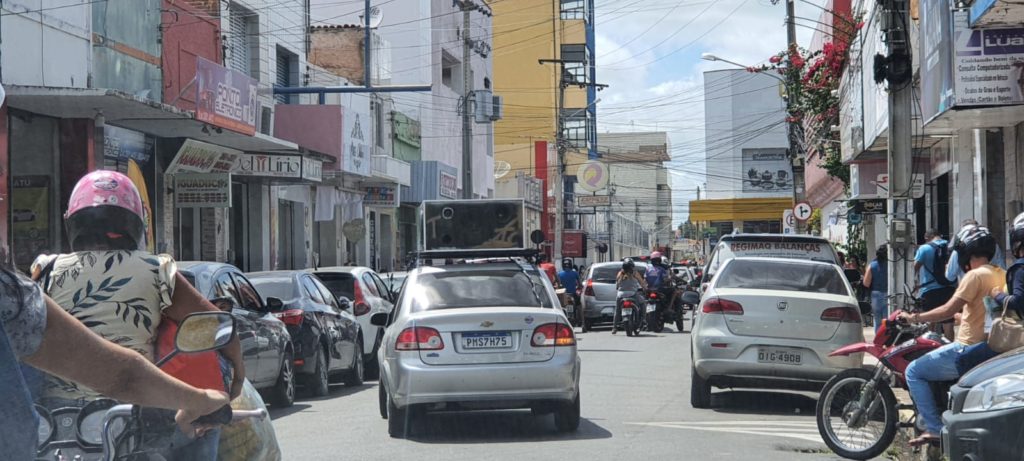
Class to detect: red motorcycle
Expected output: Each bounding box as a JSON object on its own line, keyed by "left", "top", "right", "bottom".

{"left": 815, "top": 309, "right": 950, "bottom": 460}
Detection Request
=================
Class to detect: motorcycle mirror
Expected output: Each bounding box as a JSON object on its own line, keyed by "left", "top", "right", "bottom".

{"left": 175, "top": 312, "right": 236, "bottom": 354}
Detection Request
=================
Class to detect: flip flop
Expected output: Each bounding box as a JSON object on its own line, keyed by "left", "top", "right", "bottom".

{"left": 908, "top": 434, "right": 939, "bottom": 447}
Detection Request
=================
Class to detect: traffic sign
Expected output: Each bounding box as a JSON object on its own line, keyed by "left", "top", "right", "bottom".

{"left": 782, "top": 210, "right": 796, "bottom": 234}
{"left": 793, "top": 202, "right": 813, "bottom": 222}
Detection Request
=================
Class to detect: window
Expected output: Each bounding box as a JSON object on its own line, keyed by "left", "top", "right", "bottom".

{"left": 315, "top": 272, "right": 356, "bottom": 301}
{"left": 275, "top": 47, "right": 298, "bottom": 104}
{"left": 742, "top": 220, "right": 783, "bottom": 234}
{"left": 227, "top": 3, "right": 258, "bottom": 78}
{"left": 560, "top": 44, "right": 588, "bottom": 85}
{"left": 560, "top": 0, "right": 585, "bottom": 20}
{"left": 561, "top": 109, "right": 590, "bottom": 149}
{"left": 404, "top": 270, "right": 554, "bottom": 312}
{"left": 716, "top": 260, "right": 849, "bottom": 296}
{"left": 441, "top": 51, "right": 461, "bottom": 92}
{"left": 362, "top": 273, "right": 381, "bottom": 296}
{"left": 312, "top": 278, "right": 343, "bottom": 312}
{"left": 370, "top": 273, "right": 391, "bottom": 299}
{"left": 214, "top": 272, "right": 242, "bottom": 306}
{"left": 232, "top": 274, "right": 265, "bottom": 311}
{"left": 300, "top": 276, "right": 327, "bottom": 304}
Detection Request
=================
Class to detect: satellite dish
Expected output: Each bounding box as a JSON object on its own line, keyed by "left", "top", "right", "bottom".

{"left": 493, "top": 161, "right": 511, "bottom": 179}
{"left": 360, "top": 6, "right": 383, "bottom": 28}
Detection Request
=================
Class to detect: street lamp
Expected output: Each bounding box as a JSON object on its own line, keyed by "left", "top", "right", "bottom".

{"left": 700, "top": 51, "right": 807, "bottom": 233}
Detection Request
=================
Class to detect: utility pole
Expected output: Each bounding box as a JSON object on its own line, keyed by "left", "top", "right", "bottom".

{"left": 785, "top": 0, "right": 808, "bottom": 234}
{"left": 881, "top": 0, "right": 914, "bottom": 314}
{"left": 607, "top": 186, "right": 615, "bottom": 261}
{"left": 460, "top": 2, "right": 474, "bottom": 199}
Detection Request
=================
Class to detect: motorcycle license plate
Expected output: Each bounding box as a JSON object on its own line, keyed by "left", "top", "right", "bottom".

{"left": 621, "top": 308, "right": 632, "bottom": 317}
{"left": 757, "top": 348, "right": 802, "bottom": 365}
{"left": 646, "top": 303, "right": 657, "bottom": 313}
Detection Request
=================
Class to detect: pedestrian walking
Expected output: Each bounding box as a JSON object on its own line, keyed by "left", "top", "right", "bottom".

{"left": 915, "top": 229, "right": 958, "bottom": 340}
{"left": 862, "top": 245, "right": 889, "bottom": 332}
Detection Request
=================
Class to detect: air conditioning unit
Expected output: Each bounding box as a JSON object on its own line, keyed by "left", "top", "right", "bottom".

{"left": 490, "top": 95, "right": 503, "bottom": 121}
{"left": 474, "top": 89, "right": 493, "bottom": 123}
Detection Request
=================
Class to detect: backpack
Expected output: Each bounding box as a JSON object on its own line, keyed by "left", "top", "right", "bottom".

{"left": 928, "top": 242, "right": 955, "bottom": 287}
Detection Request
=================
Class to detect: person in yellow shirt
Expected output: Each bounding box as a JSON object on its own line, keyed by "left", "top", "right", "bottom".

{"left": 898, "top": 225, "right": 1005, "bottom": 445}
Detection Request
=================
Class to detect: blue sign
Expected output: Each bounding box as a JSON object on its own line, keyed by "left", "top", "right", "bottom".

{"left": 848, "top": 211, "right": 863, "bottom": 225}
{"left": 970, "top": 0, "right": 998, "bottom": 27}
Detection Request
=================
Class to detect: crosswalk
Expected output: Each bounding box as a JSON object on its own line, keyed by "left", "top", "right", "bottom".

{"left": 625, "top": 420, "right": 825, "bottom": 444}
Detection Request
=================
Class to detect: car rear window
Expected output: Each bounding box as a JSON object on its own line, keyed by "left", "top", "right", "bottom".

{"left": 589, "top": 265, "right": 620, "bottom": 283}
{"left": 715, "top": 260, "right": 849, "bottom": 296}
{"left": 406, "top": 270, "right": 553, "bottom": 311}
{"left": 249, "top": 277, "right": 298, "bottom": 300}
{"left": 314, "top": 273, "right": 356, "bottom": 300}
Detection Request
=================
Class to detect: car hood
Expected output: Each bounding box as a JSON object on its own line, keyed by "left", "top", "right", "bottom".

{"left": 959, "top": 346, "right": 1024, "bottom": 388}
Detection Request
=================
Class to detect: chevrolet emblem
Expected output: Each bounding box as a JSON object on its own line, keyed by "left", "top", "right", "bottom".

{"left": 480, "top": 321, "right": 494, "bottom": 328}
{"left": 777, "top": 301, "right": 788, "bottom": 311}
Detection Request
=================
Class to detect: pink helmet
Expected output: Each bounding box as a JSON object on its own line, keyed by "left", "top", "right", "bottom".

{"left": 65, "top": 170, "right": 146, "bottom": 250}
{"left": 650, "top": 251, "right": 663, "bottom": 260}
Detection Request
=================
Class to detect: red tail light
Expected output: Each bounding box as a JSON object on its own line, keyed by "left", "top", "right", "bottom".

{"left": 648, "top": 292, "right": 658, "bottom": 299}
{"left": 821, "top": 306, "right": 861, "bottom": 323}
{"left": 353, "top": 281, "right": 371, "bottom": 316}
{"left": 396, "top": 327, "right": 444, "bottom": 351}
{"left": 273, "top": 308, "right": 305, "bottom": 326}
{"left": 584, "top": 280, "right": 595, "bottom": 297}
{"left": 622, "top": 300, "right": 635, "bottom": 309}
{"left": 702, "top": 298, "right": 744, "bottom": 315}
{"left": 531, "top": 323, "right": 576, "bottom": 347}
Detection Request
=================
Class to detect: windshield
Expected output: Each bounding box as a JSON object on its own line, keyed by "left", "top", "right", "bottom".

{"left": 248, "top": 277, "right": 298, "bottom": 300}
{"left": 716, "top": 260, "right": 849, "bottom": 296}
{"left": 314, "top": 273, "right": 356, "bottom": 300}
{"left": 405, "top": 270, "right": 553, "bottom": 311}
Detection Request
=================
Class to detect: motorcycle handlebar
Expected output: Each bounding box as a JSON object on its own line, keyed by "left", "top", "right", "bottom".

{"left": 194, "top": 406, "right": 269, "bottom": 425}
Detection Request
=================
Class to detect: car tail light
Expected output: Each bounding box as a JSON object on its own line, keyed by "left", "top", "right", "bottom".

{"left": 584, "top": 280, "right": 595, "bottom": 297}
{"left": 531, "top": 323, "right": 576, "bottom": 347}
{"left": 821, "top": 306, "right": 861, "bottom": 323}
{"left": 702, "top": 298, "right": 744, "bottom": 315}
{"left": 395, "top": 327, "right": 444, "bottom": 351}
{"left": 353, "top": 281, "right": 371, "bottom": 316}
{"left": 273, "top": 309, "right": 305, "bottom": 326}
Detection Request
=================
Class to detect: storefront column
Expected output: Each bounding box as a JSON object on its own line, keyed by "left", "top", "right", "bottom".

{"left": 952, "top": 130, "right": 977, "bottom": 228}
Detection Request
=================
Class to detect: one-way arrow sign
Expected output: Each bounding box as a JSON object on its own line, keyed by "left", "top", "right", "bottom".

{"left": 793, "top": 201, "right": 813, "bottom": 222}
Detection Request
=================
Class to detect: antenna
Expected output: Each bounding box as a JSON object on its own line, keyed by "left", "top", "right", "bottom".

{"left": 360, "top": 6, "right": 383, "bottom": 28}
{"left": 493, "top": 161, "right": 511, "bottom": 179}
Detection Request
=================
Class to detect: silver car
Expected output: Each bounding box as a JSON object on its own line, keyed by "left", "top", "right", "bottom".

{"left": 372, "top": 262, "right": 582, "bottom": 438}
{"left": 690, "top": 257, "right": 864, "bottom": 408}
{"left": 580, "top": 261, "right": 648, "bottom": 332}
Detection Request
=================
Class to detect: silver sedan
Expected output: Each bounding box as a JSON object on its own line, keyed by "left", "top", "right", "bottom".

{"left": 690, "top": 257, "right": 865, "bottom": 408}
{"left": 372, "top": 262, "right": 582, "bottom": 438}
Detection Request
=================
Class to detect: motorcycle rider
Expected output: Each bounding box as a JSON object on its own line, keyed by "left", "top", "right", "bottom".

{"left": 898, "top": 225, "right": 1006, "bottom": 446}
{"left": 557, "top": 258, "right": 582, "bottom": 326}
{"left": 644, "top": 252, "right": 675, "bottom": 317}
{"left": 613, "top": 258, "right": 647, "bottom": 334}
{"left": 30, "top": 170, "right": 245, "bottom": 459}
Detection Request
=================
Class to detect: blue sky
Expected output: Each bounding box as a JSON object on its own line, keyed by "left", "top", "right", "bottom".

{"left": 593, "top": 0, "right": 825, "bottom": 226}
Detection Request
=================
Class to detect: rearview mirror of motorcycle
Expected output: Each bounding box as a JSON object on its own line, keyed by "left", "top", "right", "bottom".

{"left": 177, "top": 311, "right": 235, "bottom": 351}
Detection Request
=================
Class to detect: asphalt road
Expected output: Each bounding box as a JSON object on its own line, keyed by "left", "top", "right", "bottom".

{"left": 270, "top": 321, "right": 861, "bottom": 460}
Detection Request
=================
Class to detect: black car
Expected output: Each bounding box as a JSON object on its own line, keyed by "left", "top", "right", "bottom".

{"left": 248, "top": 271, "right": 364, "bottom": 397}
{"left": 943, "top": 347, "right": 1024, "bottom": 460}
{"left": 178, "top": 262, "right": 296, "bottom": 407}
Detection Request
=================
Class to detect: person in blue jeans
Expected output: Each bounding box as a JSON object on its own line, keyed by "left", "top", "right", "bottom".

{"left": 557, "top": 258, "right": 582, "bottom": 325}
{"left": 899, "top": 226, "right": 1005, "bottom": 446}
{"left": 861, "top": 245, "right": 888, "bottom": 332}
{"left": 914, "top": 229, "right": 957, "bottom": 340}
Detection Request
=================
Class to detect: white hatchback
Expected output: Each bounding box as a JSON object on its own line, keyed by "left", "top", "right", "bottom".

{"left": 690, "top": 257, "right": 865, "bottom": 408}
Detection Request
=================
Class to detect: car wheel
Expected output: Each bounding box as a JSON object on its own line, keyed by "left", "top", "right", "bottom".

{"left": 553, "top": 393, "right": 581, "bottom": 433}
{"left": 343, "top": 341, "right": 365, "bottom": 386}
{"left": 306, "top": 348, "right": 330, "bottom": 398}
{"left": 271, "top": 351, "right": 296, "bottom": 408}
{"left": 378, "top": 381, "right": 388, "bottom": 419}
{"left": 364, "top": 333, "right": 382, "bottom": 380}
{"left": 387, "top": 392, "right": 410, "bottom": 438}
{"left": 690, "top": 364, "right": 712, "bottom": 409}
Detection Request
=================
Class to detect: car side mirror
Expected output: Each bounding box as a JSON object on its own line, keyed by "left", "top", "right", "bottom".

{"left": 681, "top": 291, "right": 700, "bottom": 306}
{"left": 370, "top": 312, "right": 389, "bottom": 327}
{"left": 265, "top": 297, "right": 285, "bottom": 312}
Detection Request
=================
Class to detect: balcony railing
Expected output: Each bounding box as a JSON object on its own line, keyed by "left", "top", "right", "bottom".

{"left": 372, "top": 155, "right": 411, "bottom": 186}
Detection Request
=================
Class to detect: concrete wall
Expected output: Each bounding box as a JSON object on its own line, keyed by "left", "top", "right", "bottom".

{"left": 162, "top": 0, "right": 222, "bottom": 110}
{"left": 310, "top": 27, "right": 365, "bottom": 84}
{"left": 703, "top": 69, "right": 789, "bottom": 200}
{"left": 92, "top": 0, "right": 163, "bottom": 100}
{"left": 2, "top": 0, "right": 91, "bottom": 88}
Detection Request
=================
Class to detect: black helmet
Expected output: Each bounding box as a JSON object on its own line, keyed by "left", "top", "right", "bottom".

{"left": 562, "top": 258, "right": 573, "bottom": 270}
{"left": 954, "top": 225, "right": 996, "bottom": 272}
{"left": 622, "top": 258, "right": 635, "bottom": 273}
{"left": 1011, "top": 212, "right": 1024, "bottom": 257}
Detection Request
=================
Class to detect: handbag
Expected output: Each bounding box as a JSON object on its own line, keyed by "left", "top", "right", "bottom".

{"left": 988, "top": 299, "right": 1024, "bottom": 353}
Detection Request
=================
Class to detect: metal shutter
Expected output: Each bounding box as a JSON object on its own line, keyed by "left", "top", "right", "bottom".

{"left": 276, "top": 52, "right": 290, "bottom": 104}
{"left": 227, "top": 5, "right": 249, "bottom": 75}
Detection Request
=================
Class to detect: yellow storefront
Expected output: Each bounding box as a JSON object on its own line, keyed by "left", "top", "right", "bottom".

{"left": 688, "top": 198, "right": 794, "bottom": 235}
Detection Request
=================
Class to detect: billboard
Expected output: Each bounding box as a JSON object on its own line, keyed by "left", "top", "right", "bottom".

{"left": 342, "top": 93, "right": 372, "bottom": 176}
{"left": 920, "top": 0, "right": 955, "bottom": 123}
{"left": 741, "top": 149, "right": 792, "bottom": 193}
{"left": 195, "top": 57, "right": 259, "bottom": 136}
{"left": 954, "top": 10, "right": 1024, "bottom": 106}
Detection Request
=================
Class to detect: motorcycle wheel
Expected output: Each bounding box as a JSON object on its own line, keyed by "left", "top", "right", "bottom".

{"left": 646, "top": 311, "right": 658, "bottom": 332}
{"left": 816, "top": 368, "right": 899, "bottom": 460}
{"left": 625, "top": 316, "right": 634, "bottom": 337}
{"left": 676, "top": 315, "right": 686, "bottom": 333}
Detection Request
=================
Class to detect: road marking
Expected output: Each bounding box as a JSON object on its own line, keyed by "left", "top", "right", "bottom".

{"left": 626, "top": 421, "right": 827, "bottom": 444}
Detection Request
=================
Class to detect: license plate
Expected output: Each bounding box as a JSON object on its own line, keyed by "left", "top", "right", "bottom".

{"left": 646, "top": 303, "right": 657, "bottom": 313}
{"left": 757, "top": 348, "right": 802, "bottom": 365}
{"left": 621, "top": 308, "right": 633, "bottom": 316}
{"left": 461, "top": 332, "right": 512, "bottom": 350}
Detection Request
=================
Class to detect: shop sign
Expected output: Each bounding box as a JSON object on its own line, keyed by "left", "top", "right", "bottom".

{"left": 742, "top": 149, "right": 792, "bottom": 193}
{"left": 562, "top": 230, "right": 586, "bottom": 258}
{"left": 852, "top": 198, "right": 888, "bottom": 215}
{"left": 576, "top": 161, "right": 608, "bottom": 192}
{"left": 103, "top": 126, "right": 153, "bottom": 168}
{"left": 166, "top": 139, "right": 240, "bottom": 174}
{"left": 394, "top": 112, "right": 421, "bottom": 148}
{"left": 920, "top": 0, "right": 955, "bottom": 123}
{"left": 439, "top": 171, "right": 458, "bottom": 199}
{"left": 577, "top": 194, "right": 610, "bottom": 207}
{"left": 234, "top": 154, "right": 303, "bottom": 179}
{"left": 363, "top": 183, "right": 399, "bottom": 207}
{"left": 195, "top": 57, "right": 258, "bottom": 136}
{"left": 953, "top": 11, "right": 1024, "bottom": 106}
{"left": 174, "top": 173, "right": 232, "bottom": 208}
{"left": 302, "top": 157, "right": 323, "bottom": 183}
{"left": 342, "top": 94, "right": 372, "bottom": 176}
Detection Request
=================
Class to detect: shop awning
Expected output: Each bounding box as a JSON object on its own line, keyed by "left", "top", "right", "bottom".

{"left": 689, "top": 198, "right": 794, "bottom": 222}
{"left": 5, "top": 85, "right": 298, "bottom": 153}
